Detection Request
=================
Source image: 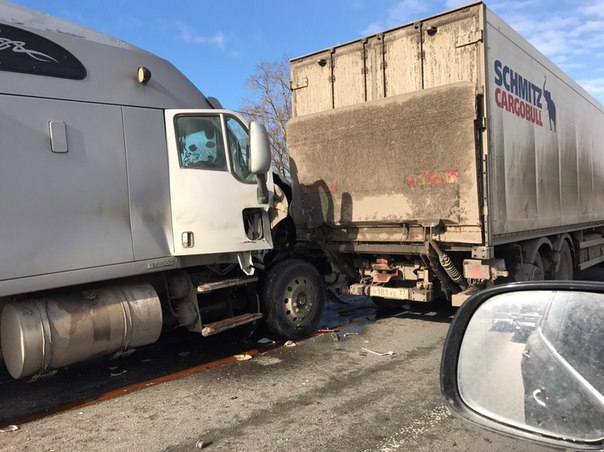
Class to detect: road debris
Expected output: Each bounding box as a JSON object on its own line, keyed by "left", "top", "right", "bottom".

{"left": 284, "top": 340, "right": 297, "bottom": 347}
{"left": 361, "top": 347, "right": 395, "bottom": 356}
{"left": 234, "top": 353, "right": 253, "bottom": 361}
{"left": 111, "top": 349, "right": 135, "bottom": 359}
{"left": 257, "top": 337, "right": 275, "bottom": 345}
{"left": 343, "top": 332, "right": 359, "bottom": 337}
{"left": 110, "top": 370, "right": 128, "bottom": 377}
{"left": 0, "top": 425, "right": 18, "bottom": 433}
{"left": 28, "top": 370, "right": 58, "bottom": 382}
{"left": 330, "top": 332, "right": 340, "bottom": 341}
{"left": 195, "top": 439, "right": 212, "bottom": 449}
{"left": 254, "top": 355, "right": 282, "bottom": 366}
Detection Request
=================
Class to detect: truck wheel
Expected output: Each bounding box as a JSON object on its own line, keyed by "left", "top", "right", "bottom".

{"left": 555, "top": 241, "right": 574, "bottom": 280}
{"left": 261, "top": 259, "right": 324, "bottom": 339}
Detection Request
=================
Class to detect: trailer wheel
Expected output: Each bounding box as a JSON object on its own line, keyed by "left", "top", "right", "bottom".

{"left": 261, "top": 259, "right": 324, "bottom": 339}
{"left": 555, "top": 241, "right": 574, "bottom": 280}
{"left": 533, "top": 252, "right": 546, "bottom": 280}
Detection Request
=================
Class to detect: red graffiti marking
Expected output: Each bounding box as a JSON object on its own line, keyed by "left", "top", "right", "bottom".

{"left": 406, "top": 169, "right": 459, "bottom": 187}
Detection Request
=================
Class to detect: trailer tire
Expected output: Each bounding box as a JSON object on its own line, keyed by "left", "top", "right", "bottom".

{"left": 533, "top": 252, "right": 546, "bottom": 280}
{"left": 555, "top": 241, "right": 574, "bottom": 280}
{"left": 261, "top": 259, "right": 324, "bottom": 339}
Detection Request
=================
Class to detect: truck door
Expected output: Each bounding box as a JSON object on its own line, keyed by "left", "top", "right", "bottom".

{"left": 165, "top": 110, "right": 272, "bottom": 256}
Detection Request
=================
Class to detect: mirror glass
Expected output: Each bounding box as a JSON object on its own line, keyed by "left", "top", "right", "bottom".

{"left": 458, "top": 290, "right": 603, "bottom": 442}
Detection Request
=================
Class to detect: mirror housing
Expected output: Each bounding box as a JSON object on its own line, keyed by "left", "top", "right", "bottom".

{"left": 249, "top": 121, "right": 271, "bottom": 175}
{"left": 441, "top": 281, "right": 604, "bottom": 450}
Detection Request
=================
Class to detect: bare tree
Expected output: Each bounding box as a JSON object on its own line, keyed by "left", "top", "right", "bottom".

{"left": 239, "top": 57, "right": 291, "bottom": 179}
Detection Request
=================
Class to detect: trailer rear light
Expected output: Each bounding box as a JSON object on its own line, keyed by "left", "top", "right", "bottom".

{"left": 463, "top": 260, "right": 490, "bottom": 280}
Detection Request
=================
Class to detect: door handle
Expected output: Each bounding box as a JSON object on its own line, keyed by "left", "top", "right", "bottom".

{"left": 181, "top": 231, "right": 194, "bottom": 248}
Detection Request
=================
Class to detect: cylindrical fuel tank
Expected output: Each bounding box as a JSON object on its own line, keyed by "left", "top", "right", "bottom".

{"left": 1, "top": 283, "right": 162, "bottom": 379}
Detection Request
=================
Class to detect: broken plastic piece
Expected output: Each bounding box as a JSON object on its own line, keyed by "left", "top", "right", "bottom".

{"left": 234, "top": 354, "right": 252, "bottom": 361}
{"left": 257, "top": 337, "right": 275, "bottom": 345}
{"left": 0, "top": 425, "right": 18, "bottom": 433}
{"left": 28, "top": 370, "right": 57, "bottom": 382}
{"left": 361, "top": 347, "right": 395, "bottom": 356}
{"left": 284, "top": 340, "right": 296, "bottom": 347}
{"left": 111, "top": 348, "right": 135, "bottom": 359}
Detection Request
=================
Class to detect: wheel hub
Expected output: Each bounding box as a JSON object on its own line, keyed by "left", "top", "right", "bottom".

{"left": 283, "top": 278, "right": 315, "bottom": 326}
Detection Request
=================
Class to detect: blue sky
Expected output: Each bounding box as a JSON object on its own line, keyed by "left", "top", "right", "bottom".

{"left": 7, "top": 0, "right": 604, "bottom": 108}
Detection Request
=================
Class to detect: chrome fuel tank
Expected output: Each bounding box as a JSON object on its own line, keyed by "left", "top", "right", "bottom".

{"left": 0, "top": 283, "right": 162, "bottom": 379}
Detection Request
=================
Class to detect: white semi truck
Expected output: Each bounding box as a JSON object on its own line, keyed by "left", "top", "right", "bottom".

{"left": 287, "top": 2, "right": 604, "bottom": 307}
{"left": 0, "top": 3, "right": 324, "bottom": 380}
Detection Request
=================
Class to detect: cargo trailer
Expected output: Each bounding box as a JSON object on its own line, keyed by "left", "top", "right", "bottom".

{"left": 287, "top": 2, "right": 604, "bottom": 306}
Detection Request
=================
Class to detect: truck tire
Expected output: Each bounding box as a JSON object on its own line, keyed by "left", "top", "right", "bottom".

{"left": 555, "top": 241, "right": 574, "bottom": 280}
{"left": 261, "top": 259, "right": 324, "bottom": 339}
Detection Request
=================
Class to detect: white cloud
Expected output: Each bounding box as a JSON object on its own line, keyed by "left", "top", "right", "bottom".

{"left": 361, "top": 0, "right": 429, "bottom": 35}
{"left": 445, "top": 0, "right": 472, "bottom": 8}
{"left": 362, "top": 22, "right": 384, "bottom": 35}
{"left": 578, "top": 0, "right": 604, "bottom": 17}
{"left": 177, "top": 23, "right": 226, "bottom": 50}
{"left": 578, "top": 77, "right": 604, "bottom": 96}
{"left": 488, "top": 0, "right": 538, "bottom": 11}
{"left": 491, "top": 1, "right": 604, "bottom": 101}
{"left": 116, "top": 15, "right": 142, "bottom": 29}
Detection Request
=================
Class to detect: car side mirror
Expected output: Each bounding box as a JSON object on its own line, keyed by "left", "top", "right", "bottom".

{"left": 441, "top": 282, "right": 604, "bottom": 450}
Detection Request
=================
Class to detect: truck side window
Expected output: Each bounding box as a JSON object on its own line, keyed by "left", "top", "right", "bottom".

{"left": 226, "top": 117, "right": 256, "bottom": 183}
{"left": 175, "top": 116, "right": 227, "bottom": 170}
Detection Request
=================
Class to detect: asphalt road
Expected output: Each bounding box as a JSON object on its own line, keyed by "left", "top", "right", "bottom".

{"left": 0, "top": 297, "right": 556, "bottom": 452}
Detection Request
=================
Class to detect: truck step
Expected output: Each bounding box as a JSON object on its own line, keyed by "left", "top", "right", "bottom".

{"left": 201, "top": 312, "right": 263, "bottom": 337}
{"left": 197, "top": 276, "right": 258, "bottom": 294}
